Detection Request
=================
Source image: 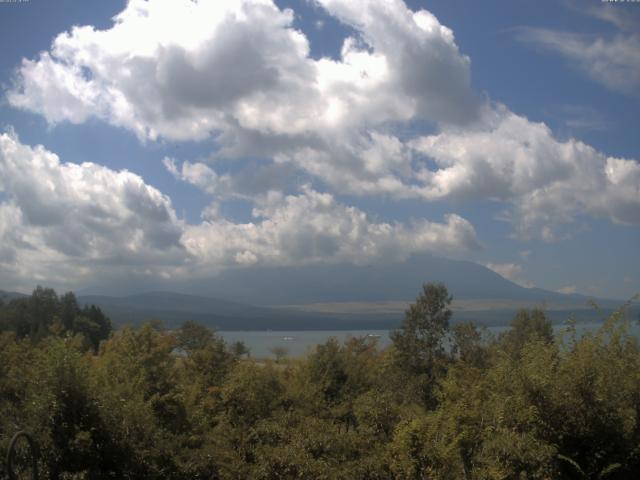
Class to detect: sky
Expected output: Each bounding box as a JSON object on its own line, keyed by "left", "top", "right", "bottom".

{"left": 0, "top": 0, "right": 638, "bottom": 299}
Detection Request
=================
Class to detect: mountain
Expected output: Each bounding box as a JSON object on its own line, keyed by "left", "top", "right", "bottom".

{"left": 77, "top": 292, "right": 400, "bottom": 331}
{"left": 74, "top": 255, "right": 634, "bottom": 330}
{"left": 77, "top": 254, "right": 608, "bottom": 307}
{"left": 0, "top": 290, "right": 28, "bottom": 302}
{"left": 7, "top": 255, "right": 634, "bottom": 330}
{"left": 76, "top": 291, "right": 634, "bottom": 333}
{"left": 186, "top": 254, "right": 596, "bottom": 306}
{"left": 79, "top": 291, "right": 272, "bottom": 318}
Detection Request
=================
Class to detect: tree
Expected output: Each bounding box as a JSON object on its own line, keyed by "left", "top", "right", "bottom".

{"left": 5, "top": 286, "right": 60, "bottom": 341}
{"left": 500, "top": 307, "right": 553, "bottom": 357}
{"left": 270, "top": 346, "right": 289, "bottom": 364}
{"left": 231, "top": 340, "right": 250, "bottom": 358}
{"left": 390, "top": 282, "right": 452, "bottom": 406}
{"left": 177, "top": 320, "right": 214, "bottom": 353}
{"left": 0, "top": 288, "right": 111, "bottom": 350}
{"left": 75, "top": 305, "right": 112, "bottom": 351}
{"left": 451, "top": 321, "right": 489, "bottom": 368}
{"left": 59, "top": 291, "right": 79, "bottom": 331}
{"left": 92, "top": 323, "right": 185, "bottom": 476}
{"left": 29, "top": 286, "right": 59, "bottom": 338}
{"left": 220, "top": 362, "right": 284, "bottom": 427}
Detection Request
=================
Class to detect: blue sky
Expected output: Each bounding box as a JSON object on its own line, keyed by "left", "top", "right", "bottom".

{"left": 0, "top": 0, "right": 638, "bottom": 299}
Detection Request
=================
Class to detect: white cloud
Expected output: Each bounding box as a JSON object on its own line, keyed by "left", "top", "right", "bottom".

{"left": 0, "top": 131, "right": 186, "bottom": 288}
{"left": 584, "top": 4, "right": 640, "bottom": 32}
{"left": 554, "top": 104, "right": 610, "bottom": 132}
{"left": 163, "top": 156, "right": 225, "bottom": 195}
{"left": 516, "top": 27, "right": 640, "bottom": 95}
{"left": 4, "top": 0, "right": 639, "bottom": 247}
{"left": 9, "top": 0, "right": 313, "bottom": 141}
{"left": 314, "top": 0, "right": 478, "bottom": 124}
{"left": 0, "top": 134, "right": 479, "bottom": 288}
{"left": 557, "top": 285, "right": 577, "bottom": 295}
{"left": 411, "top": 105, "right": 640, "bottom": 240}
{"left": 183, "top": 186, "right": 480, "bottom": 270}
{"left": 484, "top": 262, "right": 522, "bottom": 281}
{"left": 8, "top": 0, "right": 477, "bottom": 141}
{"left": 6, "top": 0, "right": 479, "bottom": 203}
{"left": 163, "top": 157, "right": 304, "bottom": 200}
{"left": 484, "top": 262, "right": 535, "bottom": 288}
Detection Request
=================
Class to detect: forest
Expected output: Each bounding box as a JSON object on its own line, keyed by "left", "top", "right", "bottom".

{"left": 1, "top": 284, "right": 639, "bottom": 479}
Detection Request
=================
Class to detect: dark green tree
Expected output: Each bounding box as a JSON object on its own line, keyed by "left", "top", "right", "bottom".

{"left": 177, "top": 320, "right": 214, "bottom": 352}
{"left": 390, "top": 282, "right": 452, "bottom": 406}
{"left": 59, "top": 291, "right": 79, "bottom": 331}
{"left": 230, "top": 340, "right": 250, "bottom": 358}
{"left": 499, "top": 307, "right": 553, "bottom": 357}
{"left": 451, "top": 321, "right": 489, "bottom": 368}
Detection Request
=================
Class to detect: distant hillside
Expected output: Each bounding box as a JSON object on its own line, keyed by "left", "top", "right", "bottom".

{"left": 77, "top": 292, "right": 401, "bottom": 331}
{"left": 6, "top": 254, "right": 636, "bottom": 330}
{"left": 79, "top": 291, "right": 272, "bottom": 318}
{"left": 76, "top": 292, "right": 636, "bottom": 332}
{"left": 77, "top": 254, "right": 612, "bottom": 307}
{"left": 0, "top": 290, "right": 27, "bottom": 302}
{"left": 186, "top": 254, "right": 600, "bottom": 307}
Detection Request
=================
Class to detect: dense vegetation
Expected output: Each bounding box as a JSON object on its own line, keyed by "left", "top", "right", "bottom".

{"left": 1, "top": 284, "right": 639, "bottom": 479}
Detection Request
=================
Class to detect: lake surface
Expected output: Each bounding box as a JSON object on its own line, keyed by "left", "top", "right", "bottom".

{"left": 219, "top": 320, "right": 640, "bottom": 358}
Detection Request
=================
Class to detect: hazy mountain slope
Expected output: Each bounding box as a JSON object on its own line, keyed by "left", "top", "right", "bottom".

{"left": 79, "top": 291, "right": 273, "bottom": 318}
{"left": 188, "top": 254, "right": 594, "bottom": 306}
{"left": 77, "top": 291, "right": 634, "bottom": 332}
{"left": 77, "top": 292, "right": 400, "bottom": 330}
{"left": 7, "top": 254, "right": 633, "bottom": 331}
{"left": 77, "top": 254, "right": 604, "bottom": 306}
{"left": 0, "top": 290, "right": 28, "bottom": 302}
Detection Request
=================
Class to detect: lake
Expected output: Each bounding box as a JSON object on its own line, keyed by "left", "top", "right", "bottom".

{"left": 219, "top": 320, "right": 640, "bottom": 358}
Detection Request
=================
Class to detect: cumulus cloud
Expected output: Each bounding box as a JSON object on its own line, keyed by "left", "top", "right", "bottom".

{"left": 163, "top": 157, "right": 303, "bottom": 200}
{"left": 556, "top": 285, "right": 577, "bottom": 295}
{"left": 7, "top": 0, "right": 477, "bottom": 141}
{"left": 183, "top": 186, "right": 480, "bottom": 271}
{"left": 0, "top": 134, "right": 479, "bottom": 287}
{"left": 0, "top": 131, "right": 186, "bottom": 288}
{"left": 4, "top": 0, "right": 639, "bottom": 249}
{"left": 8, "top": 0, "right": 310, "bottom": 140}
{"left": 315, "top": 0, "right": 478, "bottom": 124}
{"left": 484, "top": 262, "right": 522, "bottom": 281}
{"left": 163, "top": 157, "right": 225, "bottom": 195}
{"left": 516, "top": 27, "right": 640, "bottom": 96}
{"left": 411, "top": 105, "right": 640, "bottom": 240}
{"left": 6, "top": 0, "right": 480, "bottom": 202}
{"left": 484, "top": 262, "right": 535, "bottom": 288}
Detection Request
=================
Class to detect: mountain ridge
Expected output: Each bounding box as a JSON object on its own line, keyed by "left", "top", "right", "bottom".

{"left": 3, "top": 255, "right": 633, "bottom": 330}
{"left": 182, "top": 254, "right": 603, "bottom": 306}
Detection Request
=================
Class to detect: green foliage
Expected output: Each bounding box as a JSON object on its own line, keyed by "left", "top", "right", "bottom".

{"left": 230, "top": 340, "right": 250, "bottom": 358}
{"left": 390, "top": 282, "right": 453, "bottom": 407}
{"left": 177, "top": 320, "right": 214, "bottom": 352}
{"left": 391, "top": 283, "right": 453, "bottom": 367}
{"left": 0, "top": 287, "right": 111, "bottom": 350}
{"left": 270, "top": 345, "right": 289, "bottom": 363}
{"left": 221, "top": 363, "right": 284, "bottom": 427}
{"left": 499, "top": 307, "right": 554, "bottom": 357}
{"left": 450, "top": 321, "right": 483, "bottom": 361}
{"left": 2, "top": 285, "right": 640, "bottom": 479}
